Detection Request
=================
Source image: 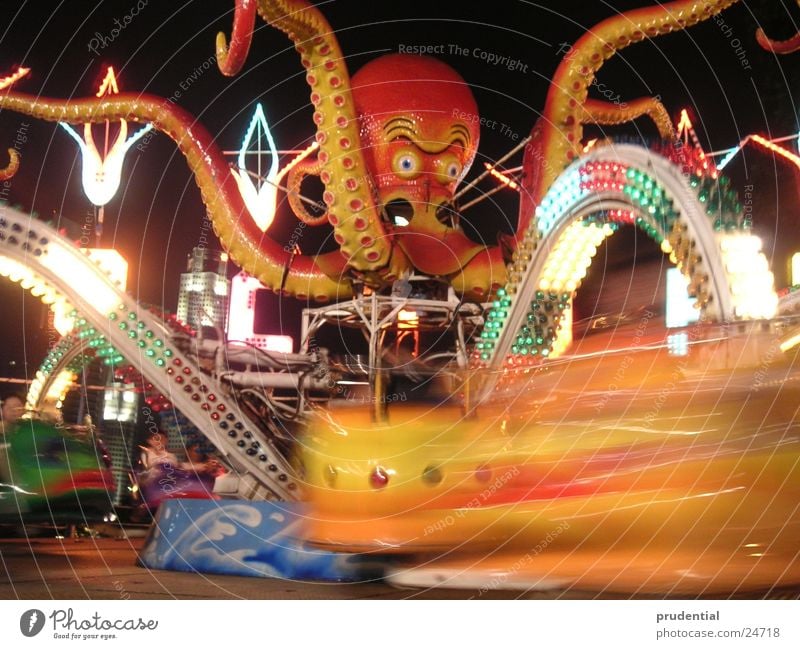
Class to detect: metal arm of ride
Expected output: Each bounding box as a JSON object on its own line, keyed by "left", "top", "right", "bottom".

{"left": 0, "top": 206, "right": 299, "bottom": 500}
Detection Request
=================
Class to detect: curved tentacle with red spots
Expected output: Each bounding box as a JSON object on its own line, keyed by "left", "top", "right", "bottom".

{"left": 755, "top": 0, "right": 800, "bottom": 54}
{"left": 0, "top": 148, "right": 19, "bottom": 181}
{"left": 216, "top": 0, "right": 257, "bottom": 76}
{"left": 756, "top": 15, "right": 800, "bottom": 54}
{"left": 583, "top": 97, "right": 675, "bottom": 140}
{"left": 517, "top": 0, "right": 740, "bottom": 240}
{"left": 0, "top": 91, "right": 350, "bottom": 302}
{"left": 256, "top": 0, "right": 394, "bottom": 277}
{"left": 286, "top": 158, "right": 330, "bottom": 226}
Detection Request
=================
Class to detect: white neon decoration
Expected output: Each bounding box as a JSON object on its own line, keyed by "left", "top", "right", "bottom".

{"left": 59, "top": 66, "right": 153, "bottom": 207}
{"left": 665, "top": 268, "right": 700, "bottom": 329}
{"left": 230, "top": 103, "right": 317, "bottom": 232}
{"left": 227, "top": 271, "right": 293, "bottom": 352}
{"left": 59, "top": 120, "right": 152, "bottom": 207}
{"left": 792, "top": 252, "right": 800, "bottom": 286}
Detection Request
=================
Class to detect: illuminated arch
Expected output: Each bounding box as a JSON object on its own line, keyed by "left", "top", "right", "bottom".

{"left": 478, "top": 143, "right": 777, "bottom": 369}
{"left": 0, "top": 205, "right": 296, "bottom": 500}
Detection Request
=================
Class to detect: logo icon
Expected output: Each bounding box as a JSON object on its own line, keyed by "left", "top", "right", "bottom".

{"left": 20, "top": 609, "right": 45, "bottom": 637}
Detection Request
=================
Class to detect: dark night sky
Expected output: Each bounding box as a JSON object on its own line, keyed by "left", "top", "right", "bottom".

{"left": 0, "top": 0, "right": 799, "bottom": 383}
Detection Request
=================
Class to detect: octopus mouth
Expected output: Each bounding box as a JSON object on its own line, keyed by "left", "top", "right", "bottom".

{"left": 435, "top": 202, "right": 459, "bottom": 229}
{"left": 385, "top": 198, "right": 414, "bottom": 227}
{"left": 384, "top": 192, "right": 456, "bottom": 231}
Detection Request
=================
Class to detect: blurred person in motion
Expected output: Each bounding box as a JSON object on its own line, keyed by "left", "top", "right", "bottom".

{"left": 180, "top": 440, "right": 225, "bottom": 479}
{"left": 0, "top": 393, "right": 25, "bottom": 434}
{"left": 138, "top": 429, "right": 179, "bottom": 471}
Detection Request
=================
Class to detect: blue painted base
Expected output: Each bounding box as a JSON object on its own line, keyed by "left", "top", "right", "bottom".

{"left": 137, "top": 499, "right": 382, "bottom": 582}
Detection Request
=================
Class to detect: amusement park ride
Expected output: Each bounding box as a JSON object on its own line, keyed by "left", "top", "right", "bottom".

{"left": 1, "top": 0, "right": 800, "bottom": 593}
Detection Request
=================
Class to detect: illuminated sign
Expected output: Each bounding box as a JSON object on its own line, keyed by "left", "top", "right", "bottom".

{"left": 227, "top": 271, "right": 293, "bottom": 352}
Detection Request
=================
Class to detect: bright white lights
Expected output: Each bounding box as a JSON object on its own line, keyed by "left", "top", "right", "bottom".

{"left": 667, "top": 332, "right": 690, "bottom": 356}
{"left": 28, "top": 368, "right": 77, "bottom": 414}
{"left": 227, "top": 271, "right": 294, "bottom": 352}
{"left": 538, "top": 222, "right": 612, "bottom": 293}
{"left": 719, "top": 233, "right": 778, "bottom": 320}
{"left": 665, "top": 268, "right": 700, "bottom": 328}
{"left": 535, "top": 169, "right": 584, "bottom": 236}
{"left": 83, "top": 248, "right": 128, "bottom": 289}
{"left": 48, "top": 248, "right": 128, "bottom": 335}
{"left": 0, "top": 254, "right": 78, "bottom": 336}
{"left": 41, "top": 244, "right": 121, "bottom": 317}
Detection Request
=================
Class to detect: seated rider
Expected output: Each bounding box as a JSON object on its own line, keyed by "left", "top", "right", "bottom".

{"left": 139, "top": 430, "right": 179, "bottom": 471}
{"left": 0, "top": 393, "right": 25, "bottom": 435}
{"left": 180, "top": 441, "right": 225, "bottom": 477}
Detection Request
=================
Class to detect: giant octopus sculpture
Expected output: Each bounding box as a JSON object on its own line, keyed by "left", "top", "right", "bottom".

{"left": 0, "top": 0, "right": 795, "bottom": 301}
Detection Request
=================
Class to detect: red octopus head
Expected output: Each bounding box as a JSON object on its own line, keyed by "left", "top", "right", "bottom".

{"left": 351, "top": 54, "right": 484, "bottom": 275}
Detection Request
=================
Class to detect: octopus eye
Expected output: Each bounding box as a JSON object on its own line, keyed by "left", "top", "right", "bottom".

{"left": 393, "top": 151, "right": 421, "bottom": 179}
{"left": 446, "top": 162, "right": 461, "bottom": 179}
